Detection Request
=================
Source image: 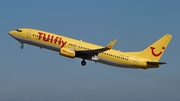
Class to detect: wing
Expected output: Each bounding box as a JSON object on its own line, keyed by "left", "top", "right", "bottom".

{"left": 75, "top": 39, "right": 117, "bottom": 59}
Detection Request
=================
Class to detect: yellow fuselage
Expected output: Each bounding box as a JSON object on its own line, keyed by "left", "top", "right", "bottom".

{"left": 9, "top": 28, "right": 172, "bottom": 69}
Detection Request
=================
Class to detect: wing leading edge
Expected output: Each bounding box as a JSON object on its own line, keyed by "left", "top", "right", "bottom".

{"left": 75, "top": 39, "right": 117, "bottom": 59}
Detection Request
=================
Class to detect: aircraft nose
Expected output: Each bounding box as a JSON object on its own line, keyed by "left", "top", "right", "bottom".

{"left": 8, "top": 30, "right": 15, "bottom": 36}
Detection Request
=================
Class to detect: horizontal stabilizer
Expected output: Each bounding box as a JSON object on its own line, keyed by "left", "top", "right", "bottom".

{"left": 147, "top": 62, "right": 167, "bottom": 65}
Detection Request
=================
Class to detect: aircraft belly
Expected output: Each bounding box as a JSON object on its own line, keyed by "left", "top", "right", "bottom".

{"left": 12, "top": 36, "right": 60, "bottom": 52}
{"left": 29, "top": 41, "right": 60, "bottom": 52}
{"left": 96, "top": 58, "right": 137, "bottom": 69}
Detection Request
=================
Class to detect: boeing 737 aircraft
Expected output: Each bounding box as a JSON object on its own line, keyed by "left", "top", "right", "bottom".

{"left": 8, "top": 28, "right": 172, "bottom": 69}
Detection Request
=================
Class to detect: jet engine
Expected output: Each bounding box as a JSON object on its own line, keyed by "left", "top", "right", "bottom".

{"left": 60, "top": 48, "right": 75, "bottom": 58}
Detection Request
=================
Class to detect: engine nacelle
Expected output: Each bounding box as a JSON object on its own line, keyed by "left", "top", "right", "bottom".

{"left": 60, "top": 48, "right": 75, "bottom": 58}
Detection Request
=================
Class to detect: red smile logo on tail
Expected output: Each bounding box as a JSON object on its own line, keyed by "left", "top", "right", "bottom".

{"left": 150, "top": 46, "right": 165, "bottom": 57}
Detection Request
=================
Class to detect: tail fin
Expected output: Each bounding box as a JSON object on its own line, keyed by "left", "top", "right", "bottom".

{"left": 138, "top": 34, "right": 172, "bottom": 62}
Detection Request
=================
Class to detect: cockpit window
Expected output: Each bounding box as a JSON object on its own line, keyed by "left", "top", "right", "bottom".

{"left": 16, "top": 29, "right": 22, "bottom": 32}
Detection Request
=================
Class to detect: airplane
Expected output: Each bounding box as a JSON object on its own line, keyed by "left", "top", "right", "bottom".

{"left": 8, "top": 28, "right": 172, "bottom": 69}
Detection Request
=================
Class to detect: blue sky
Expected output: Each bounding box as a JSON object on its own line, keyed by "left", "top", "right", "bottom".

{"left": 1, "top": 0, "right": 180, "bottom": 101}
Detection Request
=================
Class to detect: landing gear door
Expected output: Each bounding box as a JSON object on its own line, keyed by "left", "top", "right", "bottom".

{"left": 26, "top": 30, "right": 31, "bottom": 39}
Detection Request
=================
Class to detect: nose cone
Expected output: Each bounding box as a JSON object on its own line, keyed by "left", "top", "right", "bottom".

{"left": 8, "top": 30, "right": 15, "bottom": 36}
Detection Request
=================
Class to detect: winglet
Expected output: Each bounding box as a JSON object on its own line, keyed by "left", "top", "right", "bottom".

{"left": 106, "top": 39, "right": 117, "bottom": 49}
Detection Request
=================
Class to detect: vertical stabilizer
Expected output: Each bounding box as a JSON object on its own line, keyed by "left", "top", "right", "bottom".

{"left": 139, "top": 34, "right": 172, "bottom": 61}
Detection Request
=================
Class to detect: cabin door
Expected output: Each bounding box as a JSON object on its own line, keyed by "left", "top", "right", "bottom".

{"left": 133, "top": 58, "right": 137, "bottom": 66}
{"left": 26, "top": 30, "right": 31, "bottom": 39}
